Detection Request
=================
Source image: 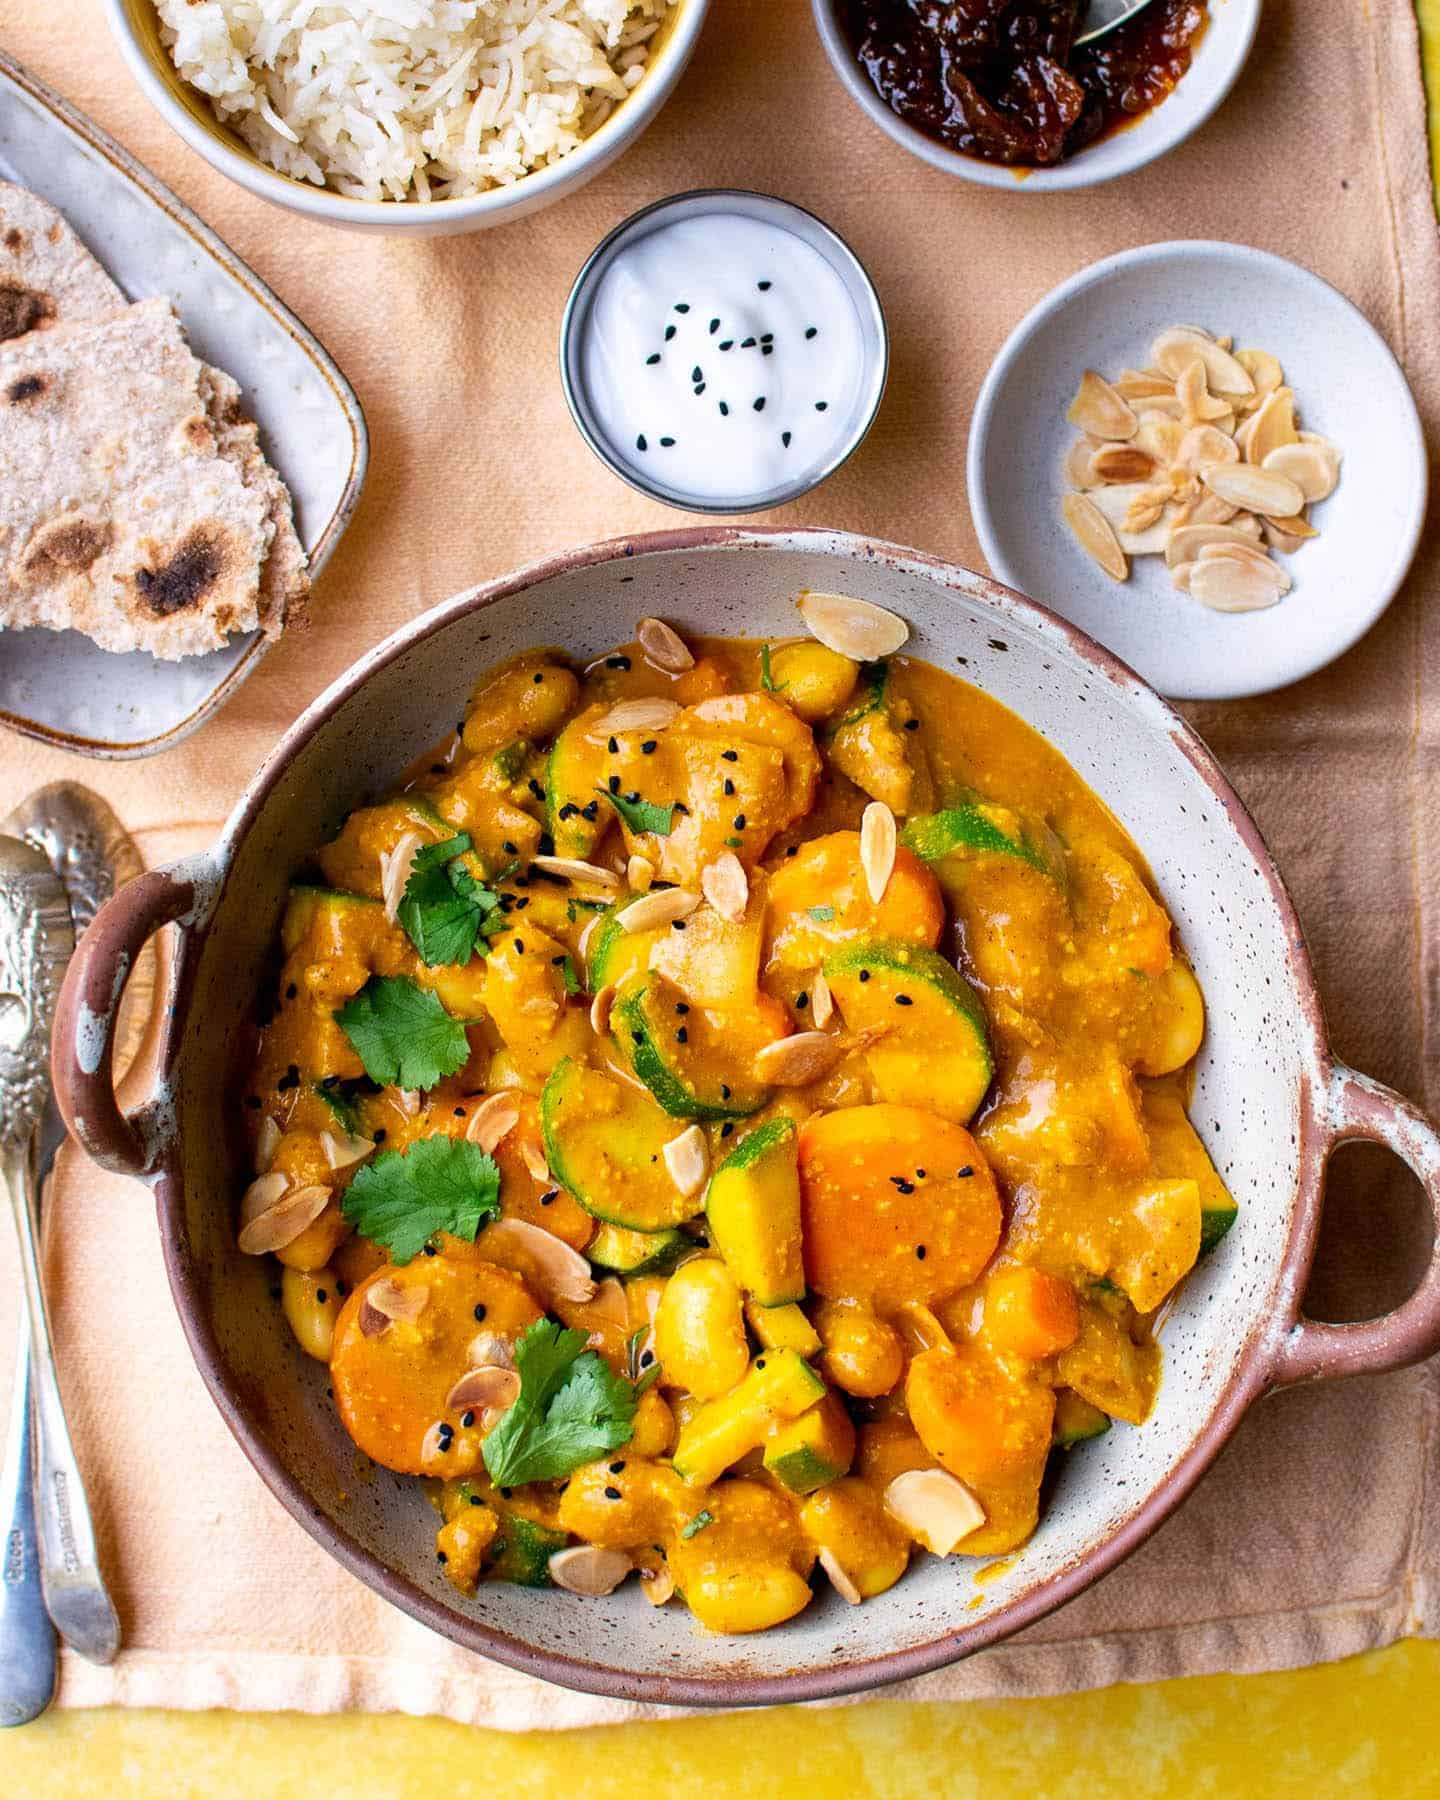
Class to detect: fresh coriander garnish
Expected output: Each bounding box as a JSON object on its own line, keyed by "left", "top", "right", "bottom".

{"left": 626, "top": 1326, "right": 663, "bottom": 1395}
{"left": 335, "top": 975, "right": 470, "bottom": 1090}
{"left": 558, "top": 954, "right": 582, "bottom": 997}
{"left": 807, "top": 905, "right": 836, "bottom": 922}
{"left": 680, "top": 1509, "right": 714, "bottom": 1539}
{"left": 596, "top": 788, "right": 675, "bottom": 837}
{"left": 397, "top": 834, "right": 507, "bottom": 967}
{"left": 482, "top": 1320, "right": 636, "bottom": 1487}
{"left": 341, "top": 1135, "right": 500, "bottom": 1265}
{"left": 758, "top": 643, "right": 787, "bottom": 693}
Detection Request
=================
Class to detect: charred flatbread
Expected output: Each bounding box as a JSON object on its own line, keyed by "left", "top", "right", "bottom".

{"left": 0, "top": 181, "right": 124, "bottom": 342}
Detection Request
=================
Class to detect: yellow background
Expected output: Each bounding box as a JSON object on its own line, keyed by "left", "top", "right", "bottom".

{"left": 2, "top": 10, "right": 1439, "bottom": 1796}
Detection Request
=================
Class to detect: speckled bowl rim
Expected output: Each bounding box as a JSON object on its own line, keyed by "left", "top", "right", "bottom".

{"left": 809, "top": 0, "right": 1262, "bottom": 193}
{"left": 105, "top": 0, "right": 711, "bottom": 230}
{"left": 82, "top": 526, "right": 1363, "bottom": 1707}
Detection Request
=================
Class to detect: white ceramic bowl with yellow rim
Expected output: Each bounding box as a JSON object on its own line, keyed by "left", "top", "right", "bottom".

{"left": 104, "top": 0, "right": 710, "bottom": 235}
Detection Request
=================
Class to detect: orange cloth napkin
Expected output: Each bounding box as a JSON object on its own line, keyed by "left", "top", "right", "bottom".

{"left": 2, "top": 0, "right": 1438, "bottom": 1729}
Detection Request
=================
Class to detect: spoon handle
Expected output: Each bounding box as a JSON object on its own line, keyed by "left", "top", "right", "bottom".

{"left": 3, "top": 1144, "right": 119, "bottom": 1665}
{"left": 0, "top": 1291, "right": 57, "bottom": 1726}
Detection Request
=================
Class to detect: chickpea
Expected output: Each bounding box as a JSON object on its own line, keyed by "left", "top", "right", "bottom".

{"left": 332, "top": 1230, "right": 386, "bottom": 1290}
{"left": 653, "top": 1258, "right": 748, "bottom": 1400}
{"left": 462, "top": 658, "right": 579, "bottom": 751}
{"left": 766, "top": 641, "right": 858, "bottom": 723}
{"left": 629, "top": 1387, "right": 676, "bottom": 1459}
{"left": 816, "top": 1300, "right": 904, "bottom": 1398}
{"left": 1135, "top": 959, "right": 1205, "bottom": 1077}
{"left": 281, "top": 1264, "right": 343, "bottom": 1361}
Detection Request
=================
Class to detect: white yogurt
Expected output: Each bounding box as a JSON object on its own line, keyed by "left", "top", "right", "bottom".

{"left": 577, "top": 212, "right": 871, "bottom": 506}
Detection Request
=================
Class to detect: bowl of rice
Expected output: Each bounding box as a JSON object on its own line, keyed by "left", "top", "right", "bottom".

{"left": 106, "top": 0, "right": 707, "bottom": 234}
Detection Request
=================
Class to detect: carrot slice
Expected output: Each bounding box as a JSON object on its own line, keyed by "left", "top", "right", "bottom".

{"left": 905, "top": 1341, "right": 1055, "bottom": 1488}
{"left": 797, "top": 1104, "right": 1002, "bottom": 1307}
{"left": 767, "top": 832, "right": 944, "bottom": 972}
{"left": 984, "top": 1266, "right": 1081, "bottom": 1361}
{"left": 330, "top": 1258, "right": 542, "bottom": 1476}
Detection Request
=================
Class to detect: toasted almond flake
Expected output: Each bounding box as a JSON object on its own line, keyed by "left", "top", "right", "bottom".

{"left": 1197, "top": 544, "right": 1294, "bottom": 598}
{"left": 587, "top": 698, "right": 682, "bottom": 742}
{"left": 1062, "top": 491, "right": 1128, "bottom": 579}
{"left": 1184, "top": 491, "right": 1243, "bottom": 527}
{"left": 1189, "top": 555, "right": 1288, "bottom": 614}
{"left": 1170, "top": 560, "right": 1198, "bottom": 593}
{"left": 590, "top": 1276, "right": 629, "bottom": 1325}
{"left": 1089, "top": 443, "right": 1157, "bottom": 483}
{"left": 1152, "top": 327, "right": 1254, "bottom": 397}
{"left": 394, "top": 1088, "right": 421, "bottom": 1118}
{"left": 753, "top": 1030, "right": 845, "bottom": 1087}
{"left": 636, "top": 617, "right": 695, "bottom": 674}
{"left": 1119, "top": 489, "right": 1169, "bottom": 538}
{"left": 367, "top": 1275, "right": 430, "bottom": 1323}
{"left": 320, "top": 1128, "right": 373, "bottom": 1171}
{"left": 1201, "top": 462, "right": 1305, "bottom": 518}
{"left": 519, "top": 1137, "right": 550, "bottom": 1183}
{"left": 818, "top": 1546, "right": 863, "bottom": 1605}
{"left": 549, "top": 1545, "right": 633, "bottom": 1597}
{"left": 238, "top": 1184, "right": 332, "bottom": 1256}
{"left": 1263, "top": 513, "right": 1319, "bottom": 553}
{"left": 530, "top": 856, "right": 622, "bottom": 895}
{"left": 590, "top": 983, "right": 617, "bottom": 1037}
{"left": 466, "top": 1330, "right": 515, "bottom": 1369}
{"left": 1235, "top": 347, "right": 1283, "bottom": 412}
{"left": 577, "top": 913, "right": 602, "bottom": 962}
{"left": 1177, "top": 424, "right": 1239, "bottom": 474}
{"left": 480, "top": 1218, "right": 596, "bottom": 1305}
{"left": 1174, "top": 358, "right": 1232, "bottom": 426}
{"left": 1063, "top": 437, "right": 1101, "bottom": 490}
{"left": 1131, "top": 392, "right": 1184, "bottom": 419}
{"left": 1113, "top": 368, "right": 1175, "bottom": 400}
{"left": 701, "top": 851, "right": 749, "bottom": 924}
{"left": 1261, "top": 442, "right": 1338, "bottom": 503}
{"left": 615, "top": 886, "right": 700, "bottom": 933}
{"left": 1165, "top": 521, "right": 1268, "bottom": 568}
{"left": 254, "top": 1115, "right": 282, "bottom": 1175}
{"left": 466, "top": 1093, "right": 522, "bottom": 1154}
{"left": 860, "top": 801, "right": 897, "bottom": 904}
{"left": 1132, "top": 412, "right": 1185, "bottom": 464}
{"left": 380, "top": 829, "right": 424, "bottom": 923}
{"left": 358, "top": 1301, "right": 390, "bottom": 1338}
{"left": 1244, "top": 386, "right": 1298, "bottom": 464}
{"left": 883, "top": 1468, "right": 986, "bottom": 1555}
{"left": 797, "top": 591, "right": 910, "bottom": 661}
{"left": 810, "top": 969, "right": 834, "bottom": 1029}
{"left": 640, "top": 1566, "right": 676, "bottom": 1606}
{"left": 240, "top": 1168, "right": 289, "bottom": 1227}
{"left": 446, "top": 1365, "right": 521, "bottom": 1414}
{"left": 663, "top": 1124, "right": 709, "bottom": 1197}
{"left": 1065, "top": 369, "right": 1137, "bottom": 440}
{"left": 627, "top": 854, "right": 656, "bottom": 893}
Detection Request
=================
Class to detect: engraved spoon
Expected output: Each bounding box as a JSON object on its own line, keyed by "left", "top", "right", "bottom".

{"left": 0, "top": 837, "right": 119, "bottom": 1692}
{"left": 1074, "top": 0, "right": 1158, "bottom": 45}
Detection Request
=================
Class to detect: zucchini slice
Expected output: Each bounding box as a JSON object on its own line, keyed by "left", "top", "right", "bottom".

{"left": 824, "top": 939, "right": 993, "bottom": 1124}
{"left": 901, "top": 801, "right": 1065, "bottom": 883}
{"left": 486, "top": 1514, "right": 568, "bottom": 1587}
{"left": 706, "top": 1116, "right": 804, "bottom": 1305}
{"left": 545, "top": 710, "right": 607, "bottom": 860}
{"left": 585, "top": 906, "right": 659, "bottom": 995}
{"left": 1051, "top": 1389, "right": 1112, "bottom": 1448}
{"left": 586, "top": 1221, "right": 689, "bottom": 1275}
{"left": 280, "top": 884, "right": 382, "bottom": 956}
{"left": 610, "top": 972, "right": 771, "bottom": 1122}
{"left": 540, "top": 1057, "right": 705, "bottom": 1230}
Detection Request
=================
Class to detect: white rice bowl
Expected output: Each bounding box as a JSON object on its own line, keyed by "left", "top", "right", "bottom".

{"left": 155, "top": 0, "right": 676, "bottom": 202}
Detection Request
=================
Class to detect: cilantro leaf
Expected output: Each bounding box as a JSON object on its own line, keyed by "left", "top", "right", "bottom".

{"left": 807, "top": 905, "right": 836, "bottom": 922}
{"left": 341, "top": 1134, "right": 500, "bottom": 1265}
{"left": 680, "top": 1509, "right": 714, "bottom": 1539}
{"left": 557, "top": 954, "right": 581, "bottom": 998}
{"left": 397, "top": 834, "right": 507, "bottom": 967}
{"left": 335, "top": 975, "right": 470, "bottom": 1090}
{"left": 596, "top": 787, "right": 674, "bottom": 837}
{"left": 482, "top": 1320, "right": 636, "bottom": 1487}
{"left": 759, "top": 642, "right": 788, "bottom": 693}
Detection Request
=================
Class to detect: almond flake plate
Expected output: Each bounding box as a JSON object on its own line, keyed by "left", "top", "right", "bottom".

{"left": 0, "top": 50, "right": 367, "bottom": 758}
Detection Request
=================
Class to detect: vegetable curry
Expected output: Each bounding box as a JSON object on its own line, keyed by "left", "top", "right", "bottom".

{"left": 238, "top": 601, "right": 1236, "bottom": 1633}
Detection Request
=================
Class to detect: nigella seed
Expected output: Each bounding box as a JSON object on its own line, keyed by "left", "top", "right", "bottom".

{"left": 815, "top": 401, "right": 829, "bottom": 412}
{"left": 604, "top": 1486, "right": 623, "bottom": 1501}
{"left": 660, "top": 436, "right": 676, "bottom": 447}
{"left": 607, "top": 654, "right": 632, "bottom": 669}
{"left": 757, "top": 279, "right": 772, "bottom": 290}
{"left": 916, "top": 1244, "right": 927, "bottom": 1260}
{"left": 609, "top": 1461, "right": 626, "bottom": 1474}
{"left": 473, "top": 1305, "right": 487, "bottom": 1322}
{"left": 753, "top": 397, "right": 765, "bottom": 412}
{"left": 646, "top": 353, "right": 661, "bottom": 366}
{"left": 895, "top": 994, "right": 914, "bottom": 1006}
{"left": 694, "top": 384, "right": 706, "bottom": 396}
{"left": 637, "top": 434, "right": 648, "bottom": 452}
{"left": 608, "top": 735, "right": 619, "bottom": 753}
{"left": 675, "top": 1002, "right": 690, "bottom": 1014}
{"left": 642, "top": 739, "right": 658, "bottom": 754}
{"left": 719, "top": 401, "right": 730, "bottom": 416}
{"left": 691, "top": 366, "right": 703, "bottom": 383}
{"left": 733, "top": 813, "right": 746, "bottom": 829}
{"left": 805, "top": 326, "right": 818, "bottom": 339}
{"left": 905, "top": 717, "right": 921, "bottom": 732}
{"left": 741, "top": 336, "right": 757, "bottom": 348}
{"left": 957, "top": 1165, "right": 974, "bottom": 1178}
{"left": 609, "top": 775, "right": 621, "bottom": 793}
{"left": 462, "top": 1410, "right": 476, "bottom": 1427}
{"left": 721, "top": 749, "right": 738, "bottom": 762}
{"left": 781, "top": 431, "right": 791, "bottom": 448}
{"left": 664, "top": 324, "right": 676, "bottom": 340}
{"left": 760, "top": 333, "right": 774, "bottom": 343}
{"left": 632, "top": 1029, "right": 644, "bottom": 1045}
{"left": 762, "top": 345, "right": 774, "bottom": 357}
{"left": 721, "top": 1122, "right": 734, "bottom": 1137}
{"left": 709, "top": 318, "right": 720, "bottom": 334}
{"left": 723, "top": 778, "right": 735, "bottom": 796}
{"left": 858, "top": 968, "right": 871, "bottom": 982}
{"left": 796, "top": 993, "right": 809, "bottom": 1010}
{"left": 676, "top": 1027, "right": 688, "bottom": 1044}
{"left": 675, "top": 302, "right": 690, "bottom": 312}
{"left": 719, "top": 339, "right": 734, "bottom": 351}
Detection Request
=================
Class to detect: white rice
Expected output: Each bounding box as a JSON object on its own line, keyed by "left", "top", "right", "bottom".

{"left": 155, "top": 0, "right": 675, "bottom": 202}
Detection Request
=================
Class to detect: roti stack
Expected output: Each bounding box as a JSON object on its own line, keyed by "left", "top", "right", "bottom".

{"left": 0, "top": 182, "right": 308, "bottom": 660}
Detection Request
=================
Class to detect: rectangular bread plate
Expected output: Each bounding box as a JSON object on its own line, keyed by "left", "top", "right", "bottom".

{"left": 0, "top": 48, "right": 368, "bottom": 759}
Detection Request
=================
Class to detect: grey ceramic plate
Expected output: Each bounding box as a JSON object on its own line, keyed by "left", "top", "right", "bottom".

{"left": 0, "top": 50, "right": 367, "bottom": 759}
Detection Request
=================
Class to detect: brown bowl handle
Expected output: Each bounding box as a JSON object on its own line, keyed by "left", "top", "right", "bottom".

{"left": 1270, "top": 1063, "right": 1440, "bottom": 1387}
{"left": 52, "top": 867, "right": 198, "bottom": 1178}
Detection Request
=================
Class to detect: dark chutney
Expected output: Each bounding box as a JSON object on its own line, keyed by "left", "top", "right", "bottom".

{"left": 840, "top": 0, "right": 1208, "bottom": 168}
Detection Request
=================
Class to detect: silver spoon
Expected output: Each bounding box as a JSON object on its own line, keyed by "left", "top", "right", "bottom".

{"left": 0, "top": 837, "right": 119, "bottom": 1708}
{"left": 1074, "top": 0, "right": 1158, "bottom": 46}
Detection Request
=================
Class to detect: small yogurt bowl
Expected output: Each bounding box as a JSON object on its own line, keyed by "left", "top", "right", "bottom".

{"left": 560, "top": 190, "right": 888, "bottom": 513}
{"left": 967, "top": 240, "right": 1427, "bottom": 700}
{"left": 811, "top": 0, "right": 1261, "bottom": 192}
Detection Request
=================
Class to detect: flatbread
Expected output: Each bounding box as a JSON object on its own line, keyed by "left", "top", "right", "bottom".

{"left": 0, "top": 181, "right": 124, "bottom": 341}
{"left": 0, "top": 296, "right": 278, "bottom": 658}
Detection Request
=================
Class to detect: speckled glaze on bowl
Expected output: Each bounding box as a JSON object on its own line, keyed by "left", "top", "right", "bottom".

{"left": 106, "top": 0, "right": 710, "bottom": 236}
{"left": 52, "top": 530, "right": 1440, "bottom": 1706}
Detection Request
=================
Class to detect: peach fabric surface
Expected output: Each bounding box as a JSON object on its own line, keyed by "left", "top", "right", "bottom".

{"left": 1, "top": 0, "right": 1438, "bottom": 1730}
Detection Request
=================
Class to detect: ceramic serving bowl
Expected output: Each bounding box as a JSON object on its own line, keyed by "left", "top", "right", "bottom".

{"left": 105, "top": 0, "right": 709, "bottom": 236}
{"left": 810, "top": 0, "right": 1260, "bottom": 192}
{"left": 968, "top": 241, "right": 1428, "bottom": 700}
{"left": 53, "top": 529, "right": 1440, "bottom": 1706}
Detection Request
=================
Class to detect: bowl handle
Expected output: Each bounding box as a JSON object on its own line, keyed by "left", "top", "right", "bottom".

{"left": 51, "top": 867, "right": 198, "bottom": 1178}
{"left": 1270, "top": 1062, "right": 1440, "bottom": 1387}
